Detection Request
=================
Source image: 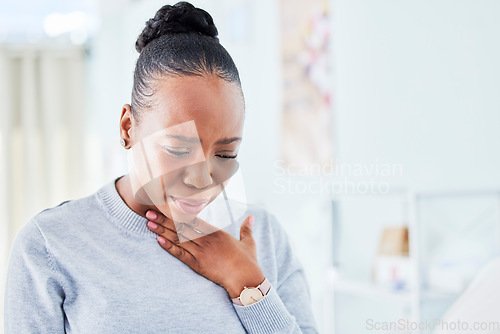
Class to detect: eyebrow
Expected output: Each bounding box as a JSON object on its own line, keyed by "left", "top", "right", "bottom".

{"left": 163, "top": 134, "right": 241, "bottom": 145}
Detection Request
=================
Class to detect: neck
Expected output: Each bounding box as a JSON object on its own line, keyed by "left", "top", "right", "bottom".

{"left": 115, "top": 174, "right": 157, "bottom": 219}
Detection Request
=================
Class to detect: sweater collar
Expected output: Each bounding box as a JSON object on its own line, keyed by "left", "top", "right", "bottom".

{"left": 97, "top": 175, "right": 156, "bottom": 238}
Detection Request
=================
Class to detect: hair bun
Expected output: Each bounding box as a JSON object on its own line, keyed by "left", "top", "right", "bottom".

{"left": 135, "top": 2, "right": 218, "bottom": 53}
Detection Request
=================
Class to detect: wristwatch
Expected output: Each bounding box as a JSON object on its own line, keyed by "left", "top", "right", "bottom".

{"left": 231, "top": 277, "right": 271, "bottom": 306}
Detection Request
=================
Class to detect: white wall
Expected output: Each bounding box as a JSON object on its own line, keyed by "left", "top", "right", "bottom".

{"left": 332, "top": 0, "right": 500, "bottom": 190}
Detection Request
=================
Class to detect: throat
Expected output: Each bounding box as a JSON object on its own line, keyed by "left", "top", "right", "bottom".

{"left": 115, "top": 174, "right": 156, "bottom": 219}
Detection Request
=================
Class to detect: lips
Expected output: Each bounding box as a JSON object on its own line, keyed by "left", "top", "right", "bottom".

{"left": 170, "top": 196, "right": 210, "bottom": 215}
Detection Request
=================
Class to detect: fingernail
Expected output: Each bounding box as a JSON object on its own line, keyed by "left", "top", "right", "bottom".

{"left": 147, "top": 221, "right": 157, "bottom": 229}
{"left": 249, "top": 215, "right": 255, "bottom": 226}
{"left": 158, "top": 236, "right": 166, "bottom": 244}
{"left": 146, "top": 211, "right": 157, "bottom": 220}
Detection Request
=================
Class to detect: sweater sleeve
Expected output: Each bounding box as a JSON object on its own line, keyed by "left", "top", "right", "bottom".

{"left": 232, "top": 212, "right": 320, "bottom": 334}
{"left": 4, "top": 219, "right": 66, "bottom": 333}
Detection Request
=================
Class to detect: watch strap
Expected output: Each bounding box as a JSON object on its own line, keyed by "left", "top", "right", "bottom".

{"left": 258, "top": 276, "right": 271, "bottom": 295}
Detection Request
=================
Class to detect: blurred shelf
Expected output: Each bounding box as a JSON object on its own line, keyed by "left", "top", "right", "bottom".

{"left": 331, "top": 275, "right": 459, "bottom": 304}
{"left": 330, "top": 189, "right": 500, "bottom": 334}
{"left": 332, "top": 277, "right": 412, "bottom": 303}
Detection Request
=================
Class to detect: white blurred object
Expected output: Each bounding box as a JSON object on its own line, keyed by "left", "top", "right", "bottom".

{"left": 426, "top": 234, "right": 495, "bottom": 294}
{"left": 433, "top": 257, "right": 500, "bottom": 334}
{"left": 426, "top": 265, "right": 468, "bottom": 294}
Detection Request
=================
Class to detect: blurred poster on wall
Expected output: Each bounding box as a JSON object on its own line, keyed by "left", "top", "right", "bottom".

{"left": 280, "top": 0, "right": 333, "bottom": 168}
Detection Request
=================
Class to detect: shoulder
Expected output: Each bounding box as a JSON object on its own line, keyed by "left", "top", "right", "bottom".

{"left": 12, "top": 190, "right": 102, "bottom": 250}
{"left": 236, "top": 202, "right": 292, "bottom": 254}
{"left": 10, "top": 216, "right": 46, "bottom": 254}
{"left": 233, "top": 201, "right": 284, "bottom": 235}
{"left": 31, "top": 192, "right": 99, "bottom": 231}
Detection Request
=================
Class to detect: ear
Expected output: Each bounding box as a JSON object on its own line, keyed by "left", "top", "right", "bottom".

{"left": 120, "top": 104, "right": 133, "bottom": 149}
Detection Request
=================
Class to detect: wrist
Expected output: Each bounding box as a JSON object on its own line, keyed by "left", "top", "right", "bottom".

{"left": 226, "top": 274, "right": 266, "bottom": 299}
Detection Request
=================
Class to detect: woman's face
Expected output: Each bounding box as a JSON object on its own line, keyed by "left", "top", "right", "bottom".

{"left": 123, "top": 75, "right": 245, "bottom": 224}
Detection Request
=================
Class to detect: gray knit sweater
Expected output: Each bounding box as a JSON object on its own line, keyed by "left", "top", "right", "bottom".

{"left": 4, "top": 175, "right": 319, "bottom": 333}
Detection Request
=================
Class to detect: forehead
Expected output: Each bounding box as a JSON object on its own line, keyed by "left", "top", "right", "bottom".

{"left": 138, "top": 75, "right": 245, "bottom": 138}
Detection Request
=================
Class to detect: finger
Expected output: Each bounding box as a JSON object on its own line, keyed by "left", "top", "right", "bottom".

{"left": 147, "top": 220, "right": 203, "bottom": 246}
{"left": 147, "top": 221, "right": 180, "bottom": 243}
{"left": 146, "top": 209, "right": 176, "bottom": 230}
{"left": 157, "top": 235, "right": 198, "bottom": 266}
{"left": 239, "top": 215, "right": 255, "bottom": 244}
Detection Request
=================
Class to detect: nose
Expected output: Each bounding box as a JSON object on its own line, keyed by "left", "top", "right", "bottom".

{"left": 183, "top": 160, "right": 214, "bottom": 189}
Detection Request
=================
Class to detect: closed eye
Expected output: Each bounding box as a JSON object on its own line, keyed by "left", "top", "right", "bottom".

{"left": 216, "top": 154, "right": 237, "bottom": 159}
{"left": 163, "top": 147, "right": 190, "bottom": 157}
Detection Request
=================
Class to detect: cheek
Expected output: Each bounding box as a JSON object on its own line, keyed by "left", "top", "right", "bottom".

{"left": 128, "top": 147, "right": 184, "bottom": 205}
{"left": 145, "top": 151, "right": 185, "bottom": 178}
{"left": 160, "top": 168, "right": 185, "bottom": 191}
{"left": 209, "top": 158, "right": 239, "bottom": 184}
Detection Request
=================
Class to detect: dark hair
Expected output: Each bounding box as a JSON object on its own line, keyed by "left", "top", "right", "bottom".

{"left": 131, "top": 1, "right": 242, "bottom": 119}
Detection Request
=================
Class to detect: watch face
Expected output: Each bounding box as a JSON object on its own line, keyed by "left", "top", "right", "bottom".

{"left": 240, "top": 287, "right": 263, "bottom": 306}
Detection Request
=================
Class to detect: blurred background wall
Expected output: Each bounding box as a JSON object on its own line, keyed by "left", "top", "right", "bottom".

{"left": 1, "top": 0, "right": 500, "bottom": 333}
